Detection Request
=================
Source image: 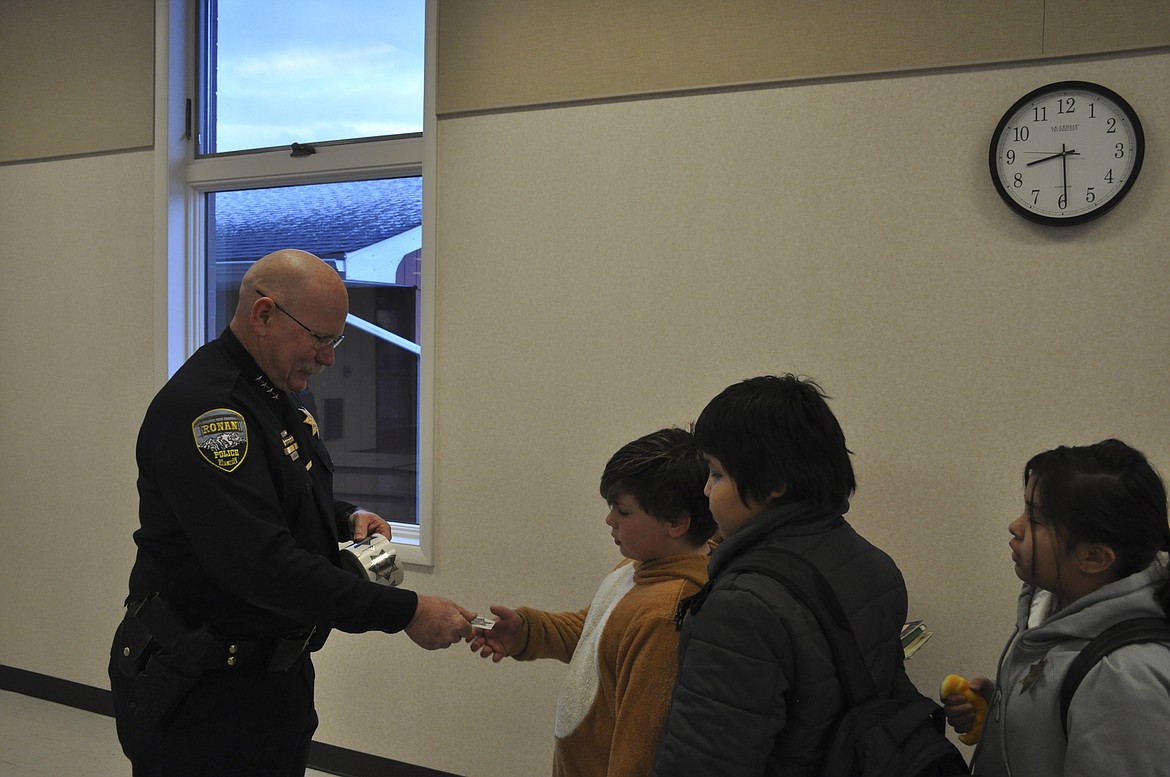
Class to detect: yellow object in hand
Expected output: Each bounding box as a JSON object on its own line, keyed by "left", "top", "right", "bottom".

{"left": 940, "top": 674, "right": 987, "bottom": 746}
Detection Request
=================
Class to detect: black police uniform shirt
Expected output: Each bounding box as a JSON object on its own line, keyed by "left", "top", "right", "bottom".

{"left": 124, "top": 327, "right": 417, "bottom": 643}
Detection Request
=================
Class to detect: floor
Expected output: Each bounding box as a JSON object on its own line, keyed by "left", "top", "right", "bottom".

{"left": 0, "top": 690, "right": 332, "bottom": 776}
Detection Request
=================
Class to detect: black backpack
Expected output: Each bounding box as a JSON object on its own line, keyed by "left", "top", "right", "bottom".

{"left": 1059, "top": 616, "right": 1170, "bottom": 738}
{"left": 733, "top": 546, "right": 970, "bottom": 777}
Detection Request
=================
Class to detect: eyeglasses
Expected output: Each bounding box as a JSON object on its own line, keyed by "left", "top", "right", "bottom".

{"left": 254, "top": 288, "right": 345, "bottom": 350}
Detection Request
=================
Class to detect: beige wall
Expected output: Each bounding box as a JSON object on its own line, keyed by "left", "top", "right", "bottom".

{"left": 0, "top": 0, "right": 154, "bottom": 162}
{"left": 437, "top": 0, "right": 1170, "bottom": 114}
{"left": 430, "top": 55, "right": 1170, "bottom": 776}
{"left": 0, "top": 152, "right": 155, "bottom": 669}
{"left": 2, "top": 4, "right": 1170, "bottom": 776}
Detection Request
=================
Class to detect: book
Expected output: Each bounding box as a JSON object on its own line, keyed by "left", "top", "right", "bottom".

{"left": 901, "top": 619, "right": 934, "bottom": 659}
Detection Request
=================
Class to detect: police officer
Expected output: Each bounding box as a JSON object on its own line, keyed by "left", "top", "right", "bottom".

{"left": 109, "top": 249, "right": 476, "bottom": 777}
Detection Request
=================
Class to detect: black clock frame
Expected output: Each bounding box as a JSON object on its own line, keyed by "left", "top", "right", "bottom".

{"left": 988, "top": 81, "right": 1144, "bottom": 226}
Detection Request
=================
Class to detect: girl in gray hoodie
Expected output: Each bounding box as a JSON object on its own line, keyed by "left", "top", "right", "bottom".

{"left": 944, "top": 439, "right": 1170, "bottom": 777}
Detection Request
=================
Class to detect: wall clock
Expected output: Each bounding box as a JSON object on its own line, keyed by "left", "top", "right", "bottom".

{"left": 988, "top": 81, "right": 1144, "bottom": 226}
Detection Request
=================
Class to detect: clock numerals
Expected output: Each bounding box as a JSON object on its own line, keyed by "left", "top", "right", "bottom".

{"left": 1031, "top": 97, "right": 1078, "bottom": 123}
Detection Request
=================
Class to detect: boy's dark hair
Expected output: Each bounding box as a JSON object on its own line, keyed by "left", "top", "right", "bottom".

{"left": 693, "top": 374, "right": 856, "bottom": 508}
{"left": 599, "top": 427, "right": 716, "bottom": 546}
{"left": 1026, "top": 438, "right": 1170, "bottom": 584}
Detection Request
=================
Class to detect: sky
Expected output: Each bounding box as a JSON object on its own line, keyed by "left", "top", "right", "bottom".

{"left": 212, "top": 0, "right": 425, "bottom": 152}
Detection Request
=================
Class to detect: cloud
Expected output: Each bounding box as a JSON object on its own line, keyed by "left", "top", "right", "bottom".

{"left": 215, "top": 43, "right": 422, "bottom": 150}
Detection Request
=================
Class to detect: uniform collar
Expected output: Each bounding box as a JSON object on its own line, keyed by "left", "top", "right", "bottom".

{"left": 218, "top": 327, "right": 285, "bottom": 404}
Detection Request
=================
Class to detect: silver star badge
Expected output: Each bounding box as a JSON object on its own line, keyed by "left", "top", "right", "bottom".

{"left": 1019, "top": 657, "right": 1047, "bottom": 694}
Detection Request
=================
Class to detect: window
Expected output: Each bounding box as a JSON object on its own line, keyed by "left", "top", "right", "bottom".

{"left": 199, "top": 0, "right": 424, "bottom": 154}
{"left": 205, "top": 178, "right": 423, "bottom": 524}
{"left": 168, "top": 0, "right": 434, "bottom": 563}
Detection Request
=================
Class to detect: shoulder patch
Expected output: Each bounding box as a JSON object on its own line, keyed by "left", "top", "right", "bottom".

{"left": 192, "top": 408, "right": 248, "bottom": 472}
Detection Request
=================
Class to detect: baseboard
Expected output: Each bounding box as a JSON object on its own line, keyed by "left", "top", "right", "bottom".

{"left": 306, "top": 741, "right": 455, "bottom": 777}
{"left": 0, "top": 664, "right": 456, "bottom": 777}
{"left": 0, "top": 664, "right": 114, "bottom": 716}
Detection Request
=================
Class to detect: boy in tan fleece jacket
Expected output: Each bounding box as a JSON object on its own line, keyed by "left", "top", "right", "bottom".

{"left": 468, "top": 427, "right": 716, "bottom": 777}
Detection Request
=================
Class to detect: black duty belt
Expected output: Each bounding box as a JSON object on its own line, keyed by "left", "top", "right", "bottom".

{"left": 127, "top": 594, "right": 314, "bottom": 674}
{"left": 205, "top": 627, "right": 316, "bottom": 673}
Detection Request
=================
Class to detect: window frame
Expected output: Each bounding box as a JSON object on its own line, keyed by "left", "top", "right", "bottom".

{"left": 155, "top": 0, "right": 436, "bottom": 566}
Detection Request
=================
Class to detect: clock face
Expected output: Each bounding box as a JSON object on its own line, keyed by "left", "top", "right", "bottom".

{"left": 989, "top": 81, "right": 1144, "bottom": 226}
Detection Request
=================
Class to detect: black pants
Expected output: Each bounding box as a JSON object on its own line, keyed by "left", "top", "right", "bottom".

{"left": 108, "top": 643, "right": 318, "bottom": 777}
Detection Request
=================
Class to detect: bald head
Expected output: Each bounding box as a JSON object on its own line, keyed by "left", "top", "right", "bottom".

{"left": 234, "top": 249, "right": 347, "bottom": 322}
{"left": 230, "top": 249, "right": 349, "bottom": 392}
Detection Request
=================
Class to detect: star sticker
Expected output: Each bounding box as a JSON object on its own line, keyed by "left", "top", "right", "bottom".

{"left": 301, "top": 408, "right": 319, "bottom": 437}
{"left": 1019, "top": 657, "right": 1047, "bottom": 694}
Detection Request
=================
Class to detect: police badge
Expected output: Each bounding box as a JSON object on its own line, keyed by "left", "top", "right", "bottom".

{"left": 192, "top": 408, "right": 248, "bottom": 472}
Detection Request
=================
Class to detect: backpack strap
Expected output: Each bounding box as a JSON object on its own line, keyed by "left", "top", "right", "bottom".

{"left": 728, "top": 545, "right": 879, "bottom": 706}
{"left": 1059, "top": 617, "right": 1170, "bottom": 738}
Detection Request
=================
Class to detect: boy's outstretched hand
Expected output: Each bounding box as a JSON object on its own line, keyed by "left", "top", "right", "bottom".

{"left": 468, "top": 604, "right": 523, "bottom": 663}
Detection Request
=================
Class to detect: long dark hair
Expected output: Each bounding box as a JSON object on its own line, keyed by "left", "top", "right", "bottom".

{"left": 1025, "top": 439, "right": 1170, "bottom": 614}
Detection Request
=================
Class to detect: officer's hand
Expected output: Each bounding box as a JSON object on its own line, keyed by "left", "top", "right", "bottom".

{"left": 349, "top": 509, "right": 392, "bottom": 541}
{"left": 405, "top": 595, "right": 476, "bottom": 650}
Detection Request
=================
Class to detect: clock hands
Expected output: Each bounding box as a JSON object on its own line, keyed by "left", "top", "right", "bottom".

{"left": 1026, "top": 143, "right": 1077, "bottom": 210}
{"left": 1026, "top": 145, "right": 1079, "bottom": 166}
{"left": 1061, "top": 146, "right": 1069, "bottom": 207}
